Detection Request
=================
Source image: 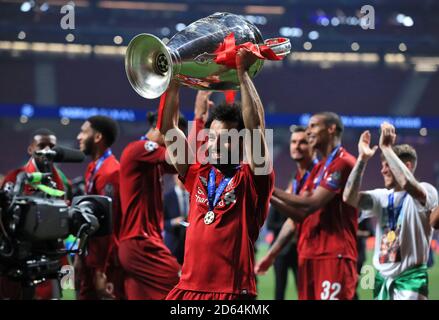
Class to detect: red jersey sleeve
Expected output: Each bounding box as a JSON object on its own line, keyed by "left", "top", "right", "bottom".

{"left": 319, "top": 158, "right": 354, "bottom": 195}
{"left": 87, "top": 164, "right": 120, "bottom": 271}
{"left": 244, "top": 165, "right": 275, "bottom": 199}
{"left": 134, "top": 140, "right": 166, "bottom": 163}
{"left": 130, "top": 140, "right": 176, "bottom": 174}
{"left": 96, "top": 169, "right": 122, "bottom": 240}
{"left": 179, "top": 163, "right": 202, "bottom": 193}
{"left": 1, "top": 168, "right": 22, "bottom": 188}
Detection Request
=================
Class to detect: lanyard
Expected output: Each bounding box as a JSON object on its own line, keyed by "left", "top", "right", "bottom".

{"left": 312, "top": 157, "right": 320, "bottom": 166}
{"left": 387, "top": 192, "right": 408, "bottom": 230}
{"left": 207, "top": 167, "right": 232, "bottom": 211}
{"left": 313, "top": 145, "right": 341, "bottom": 189}
{"left": 293, "top": 172, "right": 309, "bottom": 195}
{"left": 87, "top": 149, "right": 112, "bottom": 193}
{"left": 293, "top": 158, "right": 319, "bottom": 194}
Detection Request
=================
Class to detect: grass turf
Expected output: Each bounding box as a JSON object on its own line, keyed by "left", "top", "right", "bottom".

{"left": 255, "top": 243, "right": 439, "bottom": 300}
{"left": 61, "top": 243, "right": 439, "bottom": 300}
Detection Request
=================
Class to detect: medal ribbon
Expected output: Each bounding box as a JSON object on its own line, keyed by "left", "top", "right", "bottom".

{"left": 224, "top": 90, "right": 237, "bottom": 105}
{"left": 87, "top": 149, "right": 112, "bottom": 193}
{"left": 155, "top": 91, "right": 168, "bottom": 131}
{"left": 207, "top": 168, "right": 232, "bottom": 212}
{"left": 313, "top": 145, "right": 341, "bottom": 189}
{"left": 387, "top": 192, "right": 408, "bottom": 230}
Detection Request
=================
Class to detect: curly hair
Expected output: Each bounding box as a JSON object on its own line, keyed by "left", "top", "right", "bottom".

{"left": 205, "top": 101, "right": 245, "bottom": 131}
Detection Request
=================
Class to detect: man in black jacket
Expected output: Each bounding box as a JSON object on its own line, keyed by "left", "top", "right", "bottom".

{"left": 164, "top": 175, "right": 190, "bottom": 265}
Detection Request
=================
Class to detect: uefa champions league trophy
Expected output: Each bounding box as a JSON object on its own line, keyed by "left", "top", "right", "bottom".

{"left": 125, "top": 12, "right": 291, "bottom": 99}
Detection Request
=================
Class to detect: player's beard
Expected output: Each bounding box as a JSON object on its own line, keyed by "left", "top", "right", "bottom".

{"left": 209, "top": 150, "right": 240, "bottom": 176}
{"left": 213, "top": 163, "right": 242, "bottom": 178}
{"left": 82, "top": 136, "right": 95, "bottom": 156}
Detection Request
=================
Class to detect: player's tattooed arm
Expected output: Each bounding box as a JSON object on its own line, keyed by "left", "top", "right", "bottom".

{"left": 270, "top": 194, "right": 309, "bottom": 222}
{"left": 269, "top": 218, "right": 295, "bottom": 257}
{"left": 343, "top": 159, "right": 373, "bottom": 210}
{"left": 236, "top": 48, "right": 271, "bottom": 174}
{"left": 255, "top": 218, "right": 295, "bottom": 275}
{"left": 379, "top": 122, "right": 426, "bottom": 205}
{"left": 343, "top": 130, "right": 377, "bottom": 209}
{"left": 430, "top": 206, "right": 439, "bottom": 229}
{"left": 273, "top": 186, "right": 335, "bottom": 219}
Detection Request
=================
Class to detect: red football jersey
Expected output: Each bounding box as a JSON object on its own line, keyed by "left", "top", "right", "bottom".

{"left": 119, "top": 140, "right": 176, "bottom": 241}
{"left": 2, "top": 159, "right": 67, "bottom": 195}
{"left": 297, "top": 147, "right": 358, "bottom": 261}
{"left": 176, "top": 163, "right": 274, "bottom": 295}
{"left": 84, "top": 153, "right": 121, "bottom": 270}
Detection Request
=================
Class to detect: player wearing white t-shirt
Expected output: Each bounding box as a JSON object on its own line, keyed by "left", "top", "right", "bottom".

{"left": 343, "top": 122, "right": 438, "bottom": 300}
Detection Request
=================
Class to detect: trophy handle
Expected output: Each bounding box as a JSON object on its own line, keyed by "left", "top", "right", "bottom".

{"left": 125, "top": 33, "right": 174, "bottom": 99}
{"left": 263, "top": 37, "right": 291, "bottom": 58}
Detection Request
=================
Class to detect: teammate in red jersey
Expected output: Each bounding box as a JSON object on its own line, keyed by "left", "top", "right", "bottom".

{"left": 271, "top": 112, "right": 358, "bottom": 300}
{"left": 0, "top": 128, "right": 72, "bottom": 300}
{"left": 118, "top": 90, "right": 211, "bottom": 300}
{"left": 76, "top": 115, "right": 124, "bottom": 300}
{"left": 118, "top": 111, "right": 188, "bottom": 300}
{"left": 160, "top": 49, "right": 274, "bottom": 300}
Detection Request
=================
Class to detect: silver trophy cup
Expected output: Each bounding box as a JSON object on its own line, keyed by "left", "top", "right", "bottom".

{"left": 125, "top": 12, "right": 291, "bottom": 99}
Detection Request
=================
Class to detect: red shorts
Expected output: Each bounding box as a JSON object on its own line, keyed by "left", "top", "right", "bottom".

{"left": 118, "top": 237, "right": 180, "bottom": 300}
{"left": 166, "top": 287, "right": 255, "bottom": 300}
{"left": 297, "top": 257, "right": 357, "bottom": 300}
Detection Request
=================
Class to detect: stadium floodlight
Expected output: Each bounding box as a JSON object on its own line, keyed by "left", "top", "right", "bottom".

{"left": 20, "top": 1, "right": 34, "bottom": 12}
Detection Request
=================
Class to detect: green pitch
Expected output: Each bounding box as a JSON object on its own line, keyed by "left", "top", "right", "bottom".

{"left": 255, "top": 243, "right": 439, "bottom": 300}
{"left": 61, "top": 243, "right": 439, "bottom": 300}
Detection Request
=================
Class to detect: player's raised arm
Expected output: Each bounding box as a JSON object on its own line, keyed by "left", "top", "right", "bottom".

{"left": 194, "top": 90, "right": 213, "bottom": 123}
{"left": 188, "top": 90, "right": 213, "bottom": 160}
{"left": 159, "top": 80, "right": 193, "bottom": 177}
{"left": 379, "top": 122, "right": 427, "bottom": 205}
{"left": 343, "top": 130, "right": 378, "bottom": 209}
{"left": 236, "top": 48, "right": 271, "bottom": 174}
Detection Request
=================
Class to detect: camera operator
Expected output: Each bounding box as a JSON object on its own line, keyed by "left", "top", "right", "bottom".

{"left": 0, "top": 128, "right": 72, "bottom": 300}
{"left": 76, "top": 116, "right": 124, "bottom": 300}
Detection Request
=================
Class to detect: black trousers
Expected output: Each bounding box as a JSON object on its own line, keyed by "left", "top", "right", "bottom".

{"left": 273, "top": 244, "right": 298, "bottom": 300}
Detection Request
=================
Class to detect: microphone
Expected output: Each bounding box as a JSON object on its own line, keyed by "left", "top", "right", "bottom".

{"left": 52, "top": 146, "right": 85, "bottom": 163}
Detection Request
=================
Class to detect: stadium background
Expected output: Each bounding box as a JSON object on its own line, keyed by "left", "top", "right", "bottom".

{"left": 1, "top": 0, "right": 439, "bottom": 299}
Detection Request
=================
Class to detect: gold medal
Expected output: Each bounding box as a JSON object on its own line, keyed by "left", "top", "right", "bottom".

{"left": 387, "top": 230, "right": 396, "bottom": 242}
{"left": 204, "top": 211, "right": 215, "bottom": 225}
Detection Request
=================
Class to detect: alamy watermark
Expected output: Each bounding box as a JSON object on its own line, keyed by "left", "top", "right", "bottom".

{"left": 164, "top": 121, "right": 273, "bottom": 176}
{"left": 60, "top": 2, "right": 75, "bottom": 30}
{"left": 60, "top": 265, "right": 75, "bottom": 290}
{"left": 360, "top": 5, "right": 375, "bottom": 30}
{"left": 359, "top": 264, "right": 375, "bottom": 290}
